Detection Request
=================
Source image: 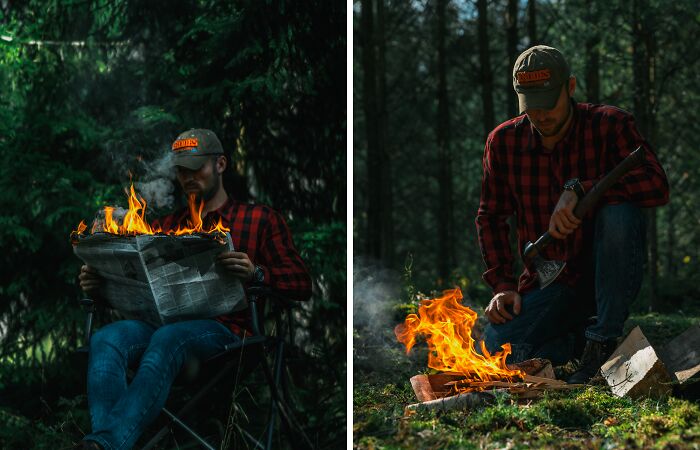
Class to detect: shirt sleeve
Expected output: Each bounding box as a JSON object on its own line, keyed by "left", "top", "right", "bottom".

{"left": 475, "top": 135, "right": 518, "bottom": 294}
{"left": 256, "top": 209, "right": 313, "bottom": 301}
{"left": 581, "top": 112, "right": 669, "bottom": 207}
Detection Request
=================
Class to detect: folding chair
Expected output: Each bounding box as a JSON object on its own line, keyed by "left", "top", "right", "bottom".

{"left": 77, "top": 284, "right": 314, "bottom": 450}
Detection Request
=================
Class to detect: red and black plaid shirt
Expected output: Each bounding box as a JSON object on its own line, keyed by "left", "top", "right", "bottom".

{"left": 476, "top": 101, "right": 669, "bottom": 295}
{"left": 152, "top": 197, "right": 312, "bottom": 335}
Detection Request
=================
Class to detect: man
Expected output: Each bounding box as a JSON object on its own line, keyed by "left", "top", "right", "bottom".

{"left": 78, "top": 128, "right": 312, "bottom": 450}
{"left": 475, "top": 45, "right": 668, "bottom": 384}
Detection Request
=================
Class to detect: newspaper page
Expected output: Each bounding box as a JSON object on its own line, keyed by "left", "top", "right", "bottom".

{"left": 73, "top": 232, "right": 246, "bottom": 326}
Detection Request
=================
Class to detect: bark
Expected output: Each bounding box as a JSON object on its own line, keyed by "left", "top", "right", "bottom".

{"left": 436, "top": 0, "right": 454, "bottom": 281}
{"left": 585, "top": 37, "right": 600, "bottom": 103}
{"left": 527, "top": 0, "right": 537, "bottom": 46}
{"left": 376, "top": 0, "right": 394, "bottom": 267}
{"left": 505, "top": 0, "right": 519, "bottom": 118}
{"left": 361, "top": 0, "right": 393, "bottom": 266}
{"left": 477, "top": 0, "right": 495, "bottom": 137}
{"left": 632, "top": 0, "right": 659, "bottom": 311}
{"left": 666, "top": 200, "right": 676, "bottom": 277}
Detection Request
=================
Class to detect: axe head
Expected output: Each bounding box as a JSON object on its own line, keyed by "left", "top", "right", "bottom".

{"left": 534, "top": 255, "right": 566, "bottom": 289}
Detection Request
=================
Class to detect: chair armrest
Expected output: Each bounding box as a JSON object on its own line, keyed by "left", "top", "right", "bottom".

{"left": 246, "top": 284, "right": 298, "bottom": 310}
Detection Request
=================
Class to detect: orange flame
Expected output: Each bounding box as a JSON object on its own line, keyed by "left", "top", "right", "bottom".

{"left": 72, "top": 183, "right": 230, "bottom": 238}
{"left": 395, "top": 288, "right": 523, "bottom": 385}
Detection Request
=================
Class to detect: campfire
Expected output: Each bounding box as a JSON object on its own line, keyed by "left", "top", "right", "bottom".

{"left": 396, "top": 288, "right": 578, "bottom": 412}
{"left": 395, "top": 288, "right": 523, "bottom": 388}
{"left": 71, "top": 183, "right": 229, "bottom": 240}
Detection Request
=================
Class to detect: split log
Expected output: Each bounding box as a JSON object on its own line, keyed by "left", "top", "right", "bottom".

{"left": 508, "top": 358, "right": 555, "bottom": 379}
{"left": 661, "top": 324, "right": 700, "bottom": 384}
{"left": 406, "top": 390, "right": 498, "bottom": 413}
{"left": 661, "top": 324, "right": 700, "bottom": 399}
{"left": 600, "top": 326, "right": 673, "bottom": 399}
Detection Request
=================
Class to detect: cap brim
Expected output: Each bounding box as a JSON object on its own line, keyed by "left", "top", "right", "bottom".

{"left": 172, "top": 154, "right": 208, "bottom": 170}
{"left": 517, "top": 88, "right": 561, "bottom": 114}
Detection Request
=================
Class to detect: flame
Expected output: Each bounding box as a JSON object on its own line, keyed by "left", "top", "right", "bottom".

{"left": 72, "top": 183, "right": 230, "bottom": 238}
{"left": 395, "top": 288, "right": 523, "bottom": 387}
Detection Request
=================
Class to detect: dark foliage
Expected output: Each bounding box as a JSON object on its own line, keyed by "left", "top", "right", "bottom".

{"left": 0, "top": 1, "right": 345, "bottom": 447}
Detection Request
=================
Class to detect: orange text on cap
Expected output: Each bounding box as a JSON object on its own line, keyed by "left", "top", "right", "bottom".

{"left": 172, "top": 138, "right": 199, "bottom": 152}
{"left": 516, "top": 69, "right": 551, "bottom": 84}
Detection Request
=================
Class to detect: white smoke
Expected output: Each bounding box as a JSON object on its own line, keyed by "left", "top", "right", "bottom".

{"left": 352, "top": 256, "right": 401, "bottom": 331}
{"left": 135, "top": 152, "right": 176, "bottom": 210}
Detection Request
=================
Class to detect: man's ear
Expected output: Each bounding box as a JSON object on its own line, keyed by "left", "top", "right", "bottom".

{"left": 568, "top": 76, "right": 576, "bottom": 97}
{"left": 216, "top": 155, "right": 227, "bottom": 174}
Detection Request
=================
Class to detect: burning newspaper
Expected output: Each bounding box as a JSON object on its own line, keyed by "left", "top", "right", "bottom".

{"left": 73, "top": 232, "right": 246, "bottom": 326}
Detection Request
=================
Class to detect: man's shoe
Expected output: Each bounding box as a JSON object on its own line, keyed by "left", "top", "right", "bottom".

{"left": 567, "top": 339, "right": 617, "bottom": 384}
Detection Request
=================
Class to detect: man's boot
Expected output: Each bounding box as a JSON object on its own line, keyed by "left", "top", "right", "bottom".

{"left": 567, "top": 339, "right": 617, "bottom": 384}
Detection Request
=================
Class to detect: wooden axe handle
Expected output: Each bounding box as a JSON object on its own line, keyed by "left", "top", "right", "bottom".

{"left": 523, "top": 146, "right": 646, "bottom": 260}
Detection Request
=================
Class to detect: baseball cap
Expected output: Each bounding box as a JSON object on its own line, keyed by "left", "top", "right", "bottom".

{"left": 512, "top": 45, "right": 570, "bottom": 114}
{"left": 170, "top": 129, "right": 224, "bottom": 170}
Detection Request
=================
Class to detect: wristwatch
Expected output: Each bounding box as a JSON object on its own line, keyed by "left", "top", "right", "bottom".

{"left": 253, "top": 265, "right": 265, "bottom": 282}
{"left": 563, "top": 178, "right": 585, "bottom": 200}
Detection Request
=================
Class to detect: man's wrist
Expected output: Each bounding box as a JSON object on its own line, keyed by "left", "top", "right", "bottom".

{"left": 563, "top": 178, "right": 585, "bottom": 200}
{"left": 252, "top": 264, "right": 265, "bottom": 283}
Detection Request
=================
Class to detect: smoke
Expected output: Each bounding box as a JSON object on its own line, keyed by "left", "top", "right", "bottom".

{"left": 134, "top": 152, "right": 176, "bottom": 210}
{"left": 353, "top": 256, "right": 427, "bottom": 374}
{"left": 352, "top": 256, "right": 402, "bottom": 332}
{"left": 134, "top": 152, "right": 175, "bottom": 209}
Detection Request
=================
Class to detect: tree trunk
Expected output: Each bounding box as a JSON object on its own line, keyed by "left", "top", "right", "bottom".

{"left": 477, "top": 0, "right": 495, "bottom": 137}
{"left": 645, "top": 11, "right": 660, "bottom": 312}
{"left": 584, "top": 37, "right": 600, "bottom": 103}
{"left": 527, "top": 0, "right": 537, "bottom": 46}
{"left": 505, "top": 0, "right": 519, "bottom": 118}
{"left": 436, "top": 0, "right": 454, "bottom": 282}
{"left": 584, "top": 4, "right": 600, "bottom": 103}
{"left": 666, "top": 200, "right": 676, "bottom": 277}
{"left": 632, "top": 0, "right": 658, "bottom": 311}
{"left": 362, "top": 0, "right": 393, "bottom": 266}
{"left": 376, "top": 0, "right": 394, "bottom": 267}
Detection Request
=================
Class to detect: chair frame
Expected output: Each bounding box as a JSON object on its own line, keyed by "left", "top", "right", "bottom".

{"left": 78, "top": 284, "right": 313, "bottom": 450}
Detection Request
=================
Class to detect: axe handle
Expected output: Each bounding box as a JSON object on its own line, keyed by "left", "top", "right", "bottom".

{"left": 524, "top": 146, "right": 646, "bottom": 260}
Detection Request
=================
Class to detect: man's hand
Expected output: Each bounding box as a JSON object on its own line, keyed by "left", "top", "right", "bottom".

{"left": 485, "top": 290, "right": 522, "bottom": 324}
{"left": 216, "top": 251, "right": 255, "bottom": 281}
{"left": 548, "top": 190, "right": 582, "bottom": 239}
{"left": 79, "top": 265, "right": 102, "bottom": 296}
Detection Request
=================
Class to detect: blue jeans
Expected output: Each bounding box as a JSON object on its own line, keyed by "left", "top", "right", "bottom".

{"left": 84, "top": 319, "right": 240, "bottom": 450}
{"left": 484, "top": 203, "right": 645, "bottom": 366}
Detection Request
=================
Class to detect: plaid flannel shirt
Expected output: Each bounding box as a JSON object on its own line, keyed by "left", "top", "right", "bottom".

{"left": 152, "top": 197, "right": 312, "bottom": 335}
{"left": 476, "top": 101, "right": 669, "bottom": 295}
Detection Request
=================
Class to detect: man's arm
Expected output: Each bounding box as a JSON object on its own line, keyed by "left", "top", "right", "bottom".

{"left": 475, "top": 135, "right": 518, "bottom": 294}
{"left": 580, "top": 112, "right": 669, "bottom": 207}
{"left": 257, "top": 209, "right": 312, "bottom": 301}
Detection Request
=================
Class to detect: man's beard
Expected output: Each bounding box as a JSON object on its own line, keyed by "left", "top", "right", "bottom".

{"left": 190, "top": 177, "right": 221, "bottom": 202}
{"left": 535, "top": 102, "right": 572, "bottom": 137}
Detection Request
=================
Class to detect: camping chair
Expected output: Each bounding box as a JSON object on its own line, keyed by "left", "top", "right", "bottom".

{"left": 77, "top": 284, "right": 314, "bottom": 450}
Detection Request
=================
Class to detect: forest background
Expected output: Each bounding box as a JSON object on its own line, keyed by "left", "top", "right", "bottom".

{"left": 354, "top": 0, "right": 700, "bottom": 448}
{"left": 0, "top": 1, "right": 346, "bottom": 448}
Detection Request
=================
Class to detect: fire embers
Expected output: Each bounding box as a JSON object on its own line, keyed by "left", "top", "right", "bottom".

{"left": 71, "top": 183, "right": 229, "bottom": 242}
{"left": 395, "top": 288, "right": 524, "bottom": 388}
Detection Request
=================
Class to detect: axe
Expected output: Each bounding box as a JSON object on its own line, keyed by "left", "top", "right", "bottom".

{"left": 522, "top": 146, "right": 646, "bottom": 289}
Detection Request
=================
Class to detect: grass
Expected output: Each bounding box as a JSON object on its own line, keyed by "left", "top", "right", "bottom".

{"left": 354, "top": 307, "right": 700, "bottom": 449}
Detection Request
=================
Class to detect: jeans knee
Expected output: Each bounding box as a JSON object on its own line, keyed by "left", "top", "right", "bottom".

{"left": 596, "top": 203, "right": 645, "bottom": 247}
{"left": 597, "top": 203, "right": 644, "bottom": 233}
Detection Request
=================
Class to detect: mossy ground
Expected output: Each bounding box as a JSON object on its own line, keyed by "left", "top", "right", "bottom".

{"left": 354, "top": 306, "right": 700, "bottom": 449}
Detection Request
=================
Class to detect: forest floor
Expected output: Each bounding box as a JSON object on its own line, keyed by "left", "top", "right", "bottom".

{"left": 353, "top": 296, "right": 700, "bottom": 450}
